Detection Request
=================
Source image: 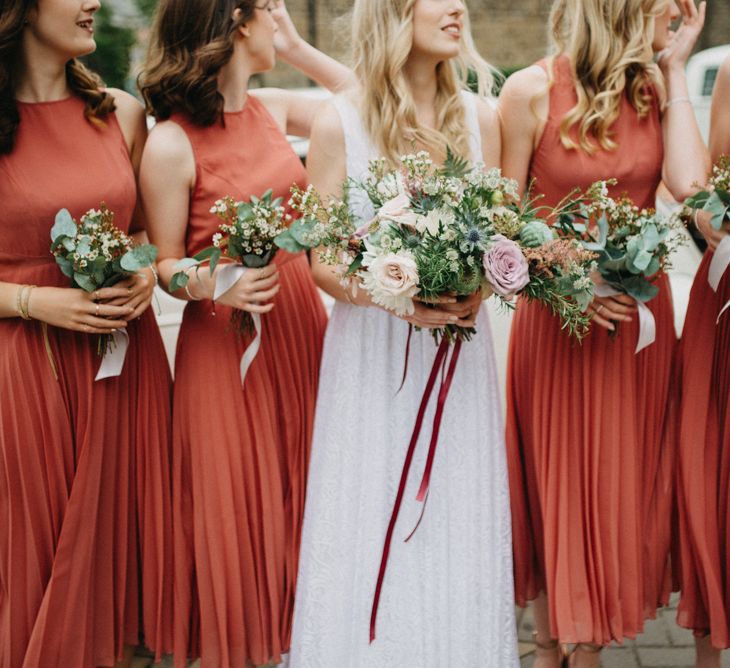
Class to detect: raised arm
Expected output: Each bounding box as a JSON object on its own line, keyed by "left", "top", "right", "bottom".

{"left": 658, "top": 0, "right": 710, "bottom": 200}
{"left": 252, "top": 1, "right": 352, "bottom": 138}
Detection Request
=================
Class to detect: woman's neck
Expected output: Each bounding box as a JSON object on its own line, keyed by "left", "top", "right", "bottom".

{"left": 403, "top": 56, "right": 439, "bottom": 128}
{"left": 217, "top": 52, "right": 252, "bottom": 112}
{"left": 15, "top": 48, "right": 70, "bottom": 102}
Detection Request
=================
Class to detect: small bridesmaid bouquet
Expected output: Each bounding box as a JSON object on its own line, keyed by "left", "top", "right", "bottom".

{"left": 51, "top": 204, "right": 158, "bottom": 357}
{"left": 556, "top": 182, "right": 684, "bottom": 351}
{"left": 685, "top": 156, "right": 730, "bottom": 315}
{"left": 685, "top": 155, "right": 730, "bottom": 231}
{"left": 170, "top": 191, "right": 289, "bottom": 336}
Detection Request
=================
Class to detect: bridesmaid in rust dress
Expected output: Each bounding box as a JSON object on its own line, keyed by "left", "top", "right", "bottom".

{"left": 138, "top": 1, "right": 349, "bottom": 665}
{"left": 0, "top": 0, "right": 173, "bottom": 666}
{"left": 499, "top": 0, "right": 707, "bottom": 665}
{"left": 676, "top": 55, "right": 730, "bottom": 668}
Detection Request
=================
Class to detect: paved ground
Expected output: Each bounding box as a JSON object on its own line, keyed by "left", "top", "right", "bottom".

{"left": 517, "top": 594, "right": 730, "bottom": 668}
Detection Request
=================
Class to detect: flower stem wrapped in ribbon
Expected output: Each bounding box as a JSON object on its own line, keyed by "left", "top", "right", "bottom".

{"left": 556, "top": 181, "right": 685, "bottom": 352}
{"left": 170, "top": 191, "right": 289, "bottom": 384}
{"left": 685, "top": 155, "right": 730, "bottom": 320}
{"left": 50, "top": 204, "right": 158, "bottom": 379}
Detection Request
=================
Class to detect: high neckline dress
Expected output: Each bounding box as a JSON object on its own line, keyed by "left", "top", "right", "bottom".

{"left": 167, "top": 96, "right": 327, "bottom": 667}
{"left": 506, "top": 56, "right": 676, "bottom": 644}
{"left": 0, "top": 95, "right": 173, "bottom": 667}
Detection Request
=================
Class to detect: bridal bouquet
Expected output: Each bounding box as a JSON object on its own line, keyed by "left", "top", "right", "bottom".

{"left": 170, "top": 190, "right": 288, "bottom": 335}
{"left": 685, "top": 155, "right": 730, "bottom": 230}
{"left": 277, "top": 150, "right": 597, "bottom": 341}
{"left": 51, "top": 204, "right": 157, "bottom": 356}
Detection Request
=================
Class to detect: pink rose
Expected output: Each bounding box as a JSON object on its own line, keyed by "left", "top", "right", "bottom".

{"left": 483, "top": 235, "right": 529, "bottom": 297}
{"left": 377, "top": 193, "right": 419, "bottom": 227}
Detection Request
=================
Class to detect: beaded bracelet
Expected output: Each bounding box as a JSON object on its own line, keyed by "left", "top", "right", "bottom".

{"left": 665, "top": 96, "right": 691, "bottom": 108}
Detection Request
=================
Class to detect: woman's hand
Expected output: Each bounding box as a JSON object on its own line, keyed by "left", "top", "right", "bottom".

{"left": 586, "top": 293, "right": 637, "bottom": 331}
{"left": 695, "top": 209, "right": 730, "bottom": 252}
{"left": 27, "top": 286, "right": 133, "bottom": 334}
{"left": 403, "top": 293, "right": 479, "bottom": 330}
{"left": 211, "top": 263, "right": 281, "bottom": 314}
{"left": 105, "top": 267, "right": 157, "bottom": 320}
{"left": 657, "top": 0, "right": 706, "bottom": 74}
{"left": 272, "top": 0, "right": 303, "bottom": 59}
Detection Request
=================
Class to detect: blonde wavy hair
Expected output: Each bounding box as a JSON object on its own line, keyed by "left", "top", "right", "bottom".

{"left": 549, "top": 0, "right": 669, "bottom": 152}
{"left": 351, "top": 0, "right": 496, "bottom": 165}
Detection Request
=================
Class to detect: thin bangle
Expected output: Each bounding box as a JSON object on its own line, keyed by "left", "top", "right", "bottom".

{"left": 149, "top": 264, "right": 159, "bottom": 286}
{"left": 184, "top": 268, "right": 203, "bottom": 301}
{"left": 20, "top": 285, "right": 36, "bottom": 320}
{"left": 665, "top": 96, "right": 691, "bottom": 108}
{"left": 16, "top": 284, "right": 30, "bottom": 319}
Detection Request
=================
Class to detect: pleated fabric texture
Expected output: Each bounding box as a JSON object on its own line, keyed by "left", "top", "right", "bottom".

{"left": 0, "top": 97, "right": 173, "bottom": 667}
{"left": 168, "top": 100, "right": 327, "bottom": 668}
{"left": 506, "top": 56, "right": 677, "bottom": 645}
{"left": 676, "top": 252, "right": 730, "bottom": 648}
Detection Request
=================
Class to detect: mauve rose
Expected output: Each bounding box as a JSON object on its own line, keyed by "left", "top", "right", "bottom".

{"left": 483, "top": 234, "right": 530, "bottom": 297}
{"left": 377, "top": 193, "right": 419, "bottom": 227}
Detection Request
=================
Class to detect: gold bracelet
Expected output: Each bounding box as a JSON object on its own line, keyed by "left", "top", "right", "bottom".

{"left": 184, "top": 268, "right": 202, "bottom": 301}
{"left": 18, "top": 284, "right": 36, "bottom": 320}
{"left": 16, "top": 285, "right": 29, "bottom": 319}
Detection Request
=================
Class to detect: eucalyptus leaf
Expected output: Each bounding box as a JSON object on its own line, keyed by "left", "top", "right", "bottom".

{"left": 275, "top": 228, "right": 308, "bottom": 254}
{"left": 61, "top": 238, "right": 76, "bottom": 252}
{"left": 174, "top": 257, "right": 199, "bottom": 272}
{"left": 169, "top": 271, "right": 190, "bottom": 292}
{"left": 51, "top": 208, "right": 77, "bottom": 242}
{"left": 55, "top": 256, "right": 74, "bottom": 279}
{"left": 685, "top": 190, "right": 710, "bottom": 209}
{"left": 120, "top": 244, "right": 157, "bottom": 271}
{"left": 74, "top": 273, "right": 96, "bottom": 292}
{"left": 209, "top": 248, "right": 222, "bottom": 275}
{"left": 628, "top": 248, "right": 653, "bottom": 273}
{"left": 621, "top": 276, "right": 659, "bottom": 303}
{"left": 76, "top": 235, "right": 92, "bottom": 257}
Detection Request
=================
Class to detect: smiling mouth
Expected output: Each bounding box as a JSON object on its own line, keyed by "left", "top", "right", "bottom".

{"left": 76, "top": 20, "right": 94, "bottom": 33}
{"left": 442, "top": 25, "right": 461, "bottom": 37}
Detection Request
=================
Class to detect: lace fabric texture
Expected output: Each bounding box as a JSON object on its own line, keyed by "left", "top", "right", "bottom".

{"left": 288, "top": 92, "right": 519, "bottom": 667}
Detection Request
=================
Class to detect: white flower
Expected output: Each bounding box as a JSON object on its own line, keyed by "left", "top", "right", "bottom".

{"left": 416, "top": 207, "right": 455, "bottom": 236}
{"left": 360, "top": 248, "right": 419, "bottom": 317}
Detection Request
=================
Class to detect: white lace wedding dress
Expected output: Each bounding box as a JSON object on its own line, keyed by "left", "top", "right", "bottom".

{"left": 288, "top": 91, "right": 519, "bottom": 668}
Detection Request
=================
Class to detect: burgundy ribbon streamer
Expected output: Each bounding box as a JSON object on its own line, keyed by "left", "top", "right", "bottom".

{"left": 369, "top": 336, "right": 462, "bottom": 643}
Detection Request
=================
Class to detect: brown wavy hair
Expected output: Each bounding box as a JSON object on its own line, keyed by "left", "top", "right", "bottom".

{"left": 139, "top": 0, "right": 257, "bottom": 126}
{"left": 0, "top": 0, "right": 114, "bottom": 155}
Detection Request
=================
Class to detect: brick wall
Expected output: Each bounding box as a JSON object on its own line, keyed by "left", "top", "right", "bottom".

{"left": 262, "top": 0, "right": 730, "bottom": 89}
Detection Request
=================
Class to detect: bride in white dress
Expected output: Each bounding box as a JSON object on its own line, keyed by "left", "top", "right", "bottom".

{"left": 289, "top": 1, "right": 519, "bottom": 666}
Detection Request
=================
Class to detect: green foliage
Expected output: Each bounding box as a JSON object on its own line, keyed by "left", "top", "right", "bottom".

{"left": 82, "top": 4, "right": 135, "bottom": 90}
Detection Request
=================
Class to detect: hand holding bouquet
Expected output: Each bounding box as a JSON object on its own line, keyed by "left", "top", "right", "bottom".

{"left": 51, "top": 204, "right": 157, "bottom": 357}
{"left": 170, "top": 190, "right": 288, "bottom": 335}
{"left": 278, "top": 150, "right": 598, "bottom": 341}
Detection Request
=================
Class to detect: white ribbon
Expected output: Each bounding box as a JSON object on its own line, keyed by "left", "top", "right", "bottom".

{"left": 95, "top": 328, "right": 129, "bottom": 381}
{"left": 593, "top": 283, "right": 656, "bottom": 354}
{"left": 214, "top": 264, "right": 262, "bottom": 385}
{"left": 708, "top": 236, "right": 730, "bottom": 324}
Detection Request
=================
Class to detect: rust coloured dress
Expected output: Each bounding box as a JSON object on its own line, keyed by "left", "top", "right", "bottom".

{"left": 506, "top": 57, "right": 676, "bottom": 644}
{"left": 169, "top": 97, "right": 327, "bottom": 667}
{"left": 0, "top": 97, "right": 173, "bottom": 667}
{"left": 676, "top": 251, "right": 730, "bottom": 648}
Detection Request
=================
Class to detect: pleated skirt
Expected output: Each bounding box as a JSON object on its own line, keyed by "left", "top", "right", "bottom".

{"left": 506, "top": 273, "right": 677, "bottom": 644}
{"left": 172, "top": 253, "right": 326, "bottom": 668}
{"left": 0, "top": 265, "right": 174, "bottom": 668}
{"left": 676, "top": 253, "right": 730, "bottom": 648}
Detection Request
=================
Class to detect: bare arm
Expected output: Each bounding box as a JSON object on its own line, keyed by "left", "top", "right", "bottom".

{"left": 140, "top": 122, "right": 281, "bottom": 312}
{"left": 497, "top": 66, "right": 548, "bottom": 194}
{"left": 658, "top": 0, "right": 709, "bottom": 200}
{"left": 252, "top": 1, "right": 352, "bottom": 138}
{"left": 709, "top": 56, "right": 730, "bottom": 162}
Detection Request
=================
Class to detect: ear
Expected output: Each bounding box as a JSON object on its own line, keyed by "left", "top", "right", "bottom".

{"left": 232, "top": 7, "right": 252, "bottom": 38}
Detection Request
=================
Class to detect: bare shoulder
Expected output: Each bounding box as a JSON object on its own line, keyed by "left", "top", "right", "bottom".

{"left": 142, "top": 120, "right": 194, "bottom": 174}
{"left": 105, "top": 87, "right": 145, "bottom": 126}
{"left": 308, "top": 98, "right": 346, "bottom": 166}
{"left": 499, "top": 65, "right": 549, "bottom": 106}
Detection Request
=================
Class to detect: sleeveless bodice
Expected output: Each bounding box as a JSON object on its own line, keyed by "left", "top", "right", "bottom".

{"left": 170, "top": 96, "right": 308, "bottom": 258}
{"left": 530, "top": 56, "right": 663, "bottom": 209}
{"left": 0, "top": 96, "right": 136, "bottom": 284}
{"left": 333, "top": 90, "right": 484, "bottom": 222}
